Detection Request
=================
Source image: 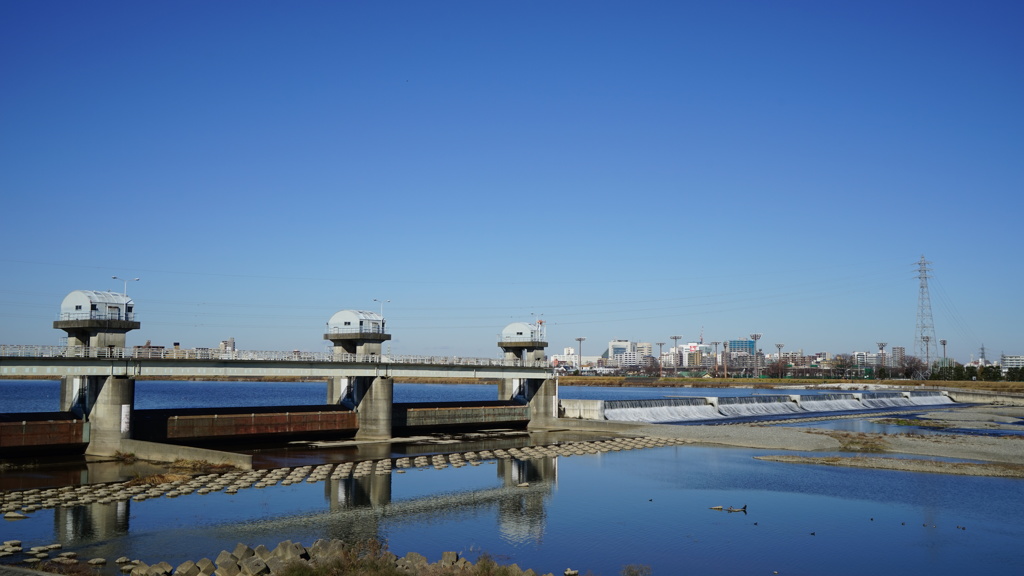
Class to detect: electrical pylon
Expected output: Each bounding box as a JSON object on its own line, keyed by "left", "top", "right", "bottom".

{"left": 914, "top": 255, "right": 937, "bottom": 371}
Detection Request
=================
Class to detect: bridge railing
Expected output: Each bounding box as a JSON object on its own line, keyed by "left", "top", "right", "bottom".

{"left": 0, "top": 345, "right": 550, "bottom": 369}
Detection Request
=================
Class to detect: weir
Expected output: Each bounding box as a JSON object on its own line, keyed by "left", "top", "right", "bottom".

{"left": 586, "top": 391, "right": 956, "bottom": 423}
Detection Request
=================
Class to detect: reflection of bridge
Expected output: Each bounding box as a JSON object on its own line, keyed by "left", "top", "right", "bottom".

{"left": 49, "top": 457, "right": 557, "bottom": 558}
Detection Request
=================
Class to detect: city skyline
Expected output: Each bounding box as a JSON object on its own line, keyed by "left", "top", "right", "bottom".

{"left": 2, "top": 2, "right": 1021, "bottom": 362}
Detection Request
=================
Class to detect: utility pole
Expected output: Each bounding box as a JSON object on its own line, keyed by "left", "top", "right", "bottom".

{"left": 575, "top": 337, "right": 586, "bottom": 372}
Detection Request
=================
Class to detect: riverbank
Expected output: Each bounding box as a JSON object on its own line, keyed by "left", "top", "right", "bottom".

{"left": 547, "top": 404, "right": 1024, "bottom": 476}
{"left": 557, "top": 376, "right": 1024, "bottom": 395}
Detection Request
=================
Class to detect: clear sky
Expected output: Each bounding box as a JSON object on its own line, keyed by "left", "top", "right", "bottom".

{"left": 1, "top": 1, "right": 1021, "bottom": 363}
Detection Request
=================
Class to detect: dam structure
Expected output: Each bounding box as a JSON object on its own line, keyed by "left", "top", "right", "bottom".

{"left": 563, "top": 391, "right": 959, "bottom": 424}
{"left": 0, "top": 290, "right": 556, "bottom": 465}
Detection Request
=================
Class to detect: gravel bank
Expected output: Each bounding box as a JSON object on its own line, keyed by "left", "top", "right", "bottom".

{"left": 547, "top": 404, "right": 1024, "bottom": 475}
{"left": 754, "top": 454, "right": 1024, "bottom": 478}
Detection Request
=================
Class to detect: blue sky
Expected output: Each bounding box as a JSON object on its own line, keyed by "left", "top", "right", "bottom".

{"left": 2, "top": 1, "right": 1021, "bottom": 363}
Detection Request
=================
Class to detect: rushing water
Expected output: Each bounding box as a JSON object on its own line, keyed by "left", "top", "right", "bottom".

{"left": 2, "top": 380, "right": 1022, "bottom": 575}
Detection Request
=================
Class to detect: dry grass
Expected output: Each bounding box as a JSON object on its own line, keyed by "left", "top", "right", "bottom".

{"left": 124, "top": 472, "right": 192, "bottom": 487}
{"left": 113, "top": 450, "right": 138, "bottom": 464}
{"left": 169, "top": 458, "right": 239, "bottom": 473}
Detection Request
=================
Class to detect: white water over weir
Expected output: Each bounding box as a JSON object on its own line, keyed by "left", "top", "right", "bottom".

{"left": 596, "top": 392, "right": 953, "bottom": 423}
{"left": 603, "top": 398, "right": 722, "bottom": 423}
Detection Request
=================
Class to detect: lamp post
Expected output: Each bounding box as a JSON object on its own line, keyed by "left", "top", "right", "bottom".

{"left": 723, "top": 341, "right": 729, "bottom": 378}
{"left": 775, "top": 343, "right": 784, "bottom": 378}
{"left": 670, "top": 335, "right": 682, "bottom": 371}
{"left": 575, "top": 337, "right": 586, "bottom": 372}
{"left": 656, "top": 342, "right": 666, "bottom": 377}
{"left": 111, "top": 276, "right": 139, "bottom": 296}
{"left": 876, "top": 341, "right": 887, "bottom": 368}
{"left": 710, "top": 341, "right": 721, "bottom": 377}
{"left": 373, "top": 299, "right": 390, "bottom": 333}
{"left": 749, "top": 333, "right": 762, "bottom": 378}
{"left": 940, "top": 339, "right": 947, "bottom": 368}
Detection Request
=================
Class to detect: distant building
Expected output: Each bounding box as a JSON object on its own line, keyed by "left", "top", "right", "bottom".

{"left": 1001, "top": 355, "right": 1024, "bottom": 370}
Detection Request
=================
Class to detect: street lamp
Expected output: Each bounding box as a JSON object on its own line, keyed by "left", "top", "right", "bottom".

{"left": 775, "top": 343, "right": 784, "bottom": 378}
{"left": 112, "top": 276, "right": 139, "bottom": 296}
{"left": 670, "top": 335, "right": 682, "bottom": 370}
{"left": 940, "top": 339, "right": 948, "bottom": 366}
{"left": 723, "top": 341, "right": 729, "bottom": 378}
{"left": 749, "top": 333, "right": 762, "bottom": 378}
{"left": 373, "top": 299, "right": 390, "bottom": 333}
{"left": 656, "top": 342, "right": 666, "bottom": 377}
{"left": 575, "top": 337, "right": 586, "bottom": 371}
{"left": 710, "top": 341, "right": 721, "bottom": 377}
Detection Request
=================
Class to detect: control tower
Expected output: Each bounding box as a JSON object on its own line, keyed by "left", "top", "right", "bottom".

{"left": 496, "top": 321, "right": 555, "bottom": 423}
{"left": 52, "top": 290, "right": 141, "bottom": 455}
{"left": 53, "top": 290, "right": 140, "bottom": 350}
{"left": 324, "top": 309, "right": 393, "bottom": 439}
{"left": 497, "top": 320, "right": 548, "bottom": 364}
{"left": 324, "top": 310, "right": 391, "bottom": 357}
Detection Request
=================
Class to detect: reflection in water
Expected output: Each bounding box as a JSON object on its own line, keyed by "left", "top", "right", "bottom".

{"left": 55, "top": 499, "right": 130, "bottom": 557}
{"left": 6, "top": 443, "right": 1022, "bottom": 576}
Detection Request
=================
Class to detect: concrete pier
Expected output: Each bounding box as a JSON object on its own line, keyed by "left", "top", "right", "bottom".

{"left": 355, "top": 376, "right": 394, "bottom": 440}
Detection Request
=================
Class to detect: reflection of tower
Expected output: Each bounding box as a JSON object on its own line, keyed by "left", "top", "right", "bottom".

{"left": 496, "top": 458, "right": 556, "bottom": 545}
{"left": 914, "top": 256, "right": 937, "bottom": 372}
{"left": 54, "top": 499, "right": 130, "bottom": 557}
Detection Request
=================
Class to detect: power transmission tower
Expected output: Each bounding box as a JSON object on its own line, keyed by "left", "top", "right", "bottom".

{"left": 914, "top": 255, "right": 937, "bottom": 373}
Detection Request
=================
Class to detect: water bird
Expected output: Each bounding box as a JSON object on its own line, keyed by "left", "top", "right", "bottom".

{"left": 810, "top": 532, "right": 816, "bottom": 536}
{"left": 726, "top": 505, "right": 747, "bottom": 513}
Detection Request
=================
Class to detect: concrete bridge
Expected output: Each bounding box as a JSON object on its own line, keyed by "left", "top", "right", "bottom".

{"left": 0, "top": 292, "right": 558, "bottom": 464}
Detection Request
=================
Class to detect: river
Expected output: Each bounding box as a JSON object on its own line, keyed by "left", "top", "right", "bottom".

{"left": 1, "top": 380, "right": 1022, "bottom": 575}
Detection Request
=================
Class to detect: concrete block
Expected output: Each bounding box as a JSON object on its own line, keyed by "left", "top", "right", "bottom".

{"left": 215, "top": 551, "right": 238, "bottom": 568}
{"left": 271, "top": 540, "right": 308, "bottom": 561}
{"left": 239, "top": 556, "right": 269, "bottom": 576}
{"left": 232, "top": 544, "right": 255, "bottom": 561}
{"left": 153, "top": 561, "right": 174, "bottom": 575}
{"left": 440, "top": 551, "right": 459, "bottom": 567}
{"left": 195, "top": 558, "right": 216, "bottom": 576}
{"left": 263, "top": 555, "right": 288, "bottom": 575}
{"left": 214, "top": 563, "right": 241, "bottom": 576}
{"left": 174, "top": 560, "right": 200, "bottom": 576}
{"left": 252, "top": 545, "right": 272, "bottom": 561}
